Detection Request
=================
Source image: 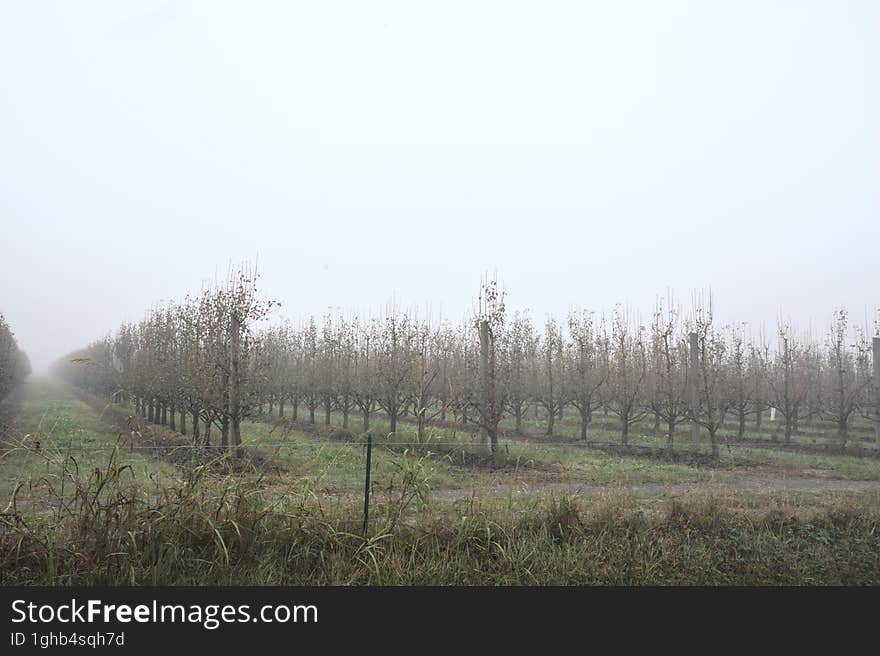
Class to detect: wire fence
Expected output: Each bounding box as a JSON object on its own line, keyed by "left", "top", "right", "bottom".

{"left": 87, "top": 436, "right": 872, "bottom": 459}
{"left": 0, "top": 440, "right": 686, "bottom": 450}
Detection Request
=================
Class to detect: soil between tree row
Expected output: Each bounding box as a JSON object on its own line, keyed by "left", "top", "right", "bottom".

{"left": 29, "top": 382, "right": 880, "bottom": 506}
{"left": 425, "top": 476, "right": 880, "bottom": 500}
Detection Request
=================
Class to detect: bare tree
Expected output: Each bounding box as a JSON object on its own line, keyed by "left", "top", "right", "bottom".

{"left": 748, "top": 333, "right": 771, "bottom": 434}
{"left": 374, "top": 309, "right": 415, "bottom": 435}
{"left": 536, "top": 318, "right": 567, "bottom": 437}
{"left": 566, "top": 310, "right": 608, "bottom": 440}
{"left": 506, "top": 312, "right": 537, "bottom": 435}
{"left": 471, "top": 279, "right": 508, "bottom": 455}
{"left": 608, "top": 308, "right": 649, "bottom": 443}
{"left": 411, "top": 319, "right": 448, "bottom": 442}
{"left": 820, "top": 310, "right": 870, "bottom": 446}
{"left": 727, "top": 324, "right": 752, "bottom": 441}
{"left": 353, "top": 318, "right": 379, "bottom": 431}
{"left": 302, "top": 318, "right": 321, "bottom": 425}
{"left": 765, "top": 322, "right": 813, "bottom": 444}
{"left": 689, "top": 303, "right": 731, "bottom": 458}
{"left": 647, "top": 300, "right": 689, "bottom": 450}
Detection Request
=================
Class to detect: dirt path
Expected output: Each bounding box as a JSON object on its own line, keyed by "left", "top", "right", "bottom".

{"left": 427, "top": 476, "right": 880, "bottom": 500}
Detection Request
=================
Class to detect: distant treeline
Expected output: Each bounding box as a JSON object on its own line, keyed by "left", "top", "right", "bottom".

{"left": 0, "top": 313, "right": 31, "bottom": 435}
{"left": 0, "top": 312, "right": 30, "bottom": 402}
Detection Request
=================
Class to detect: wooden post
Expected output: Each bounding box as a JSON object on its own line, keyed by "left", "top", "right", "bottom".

{"left": 689, "top": 331, "right": 700, "bottom": 452}
{"left": 488, "top": 324, "right": 498, "bottom": 455}
{"left": 230, "top": 311, "right": 242, "bottom": 456}
{"left": 874, "top": 337, "right": 880, "bottom": 446}
{"left": 479, "top": 319, "right": 490, "bottom": 452}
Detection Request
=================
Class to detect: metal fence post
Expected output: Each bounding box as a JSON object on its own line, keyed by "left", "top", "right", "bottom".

{"left": 363, "top": 432, "right": 373, "bottom": 535}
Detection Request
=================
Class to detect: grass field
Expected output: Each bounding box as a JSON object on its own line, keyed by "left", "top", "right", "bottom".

{"left": 0, "top": 380, "right": 179, "bottom": 506}
{"left": 2, "top": 378, "right": 879, "bottom": 585}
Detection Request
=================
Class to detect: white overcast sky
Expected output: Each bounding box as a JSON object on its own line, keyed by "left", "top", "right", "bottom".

{"left": 1, "top": 1, "right": 878, "bottom": 371}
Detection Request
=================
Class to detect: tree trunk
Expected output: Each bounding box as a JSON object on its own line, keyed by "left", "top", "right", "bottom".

{"left": 389, "top": 409, "right": 398, "bottom": 434}
{"left": 180, "top": 407, "right": 187, "bottom": 436}
{"left": 417, "top": 408, "right": 426, "bottom": 443}
{"left": 710, "top": 428, "right": 719, "bottom": 459}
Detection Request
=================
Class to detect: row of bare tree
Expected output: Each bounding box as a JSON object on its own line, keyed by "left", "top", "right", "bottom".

{"left": 0, "top": 313, "right": 30, "bottom": 408}
{"left": 53, "top": 269, "right": 274, "bottom": 455}
{"left": 53, "top": 274, "right": 880, "bottom": 458}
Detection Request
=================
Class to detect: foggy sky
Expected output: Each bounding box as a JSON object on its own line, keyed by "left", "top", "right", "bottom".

{"left": 1, "top": 1, "right": 878, "bottom": 372}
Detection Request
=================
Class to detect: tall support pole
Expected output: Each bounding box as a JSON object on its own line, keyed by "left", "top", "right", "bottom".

{"left": 479, "top": 319, "right": 490, "bottom": 452}
{"left": 689, "top": 331, "right": 700, "bottom": 452}
{"left": 874, "top": 337, "right": 880, "bottom": 446}
{"left": 230, "top": 311, "right": 242, "bottom": 456}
